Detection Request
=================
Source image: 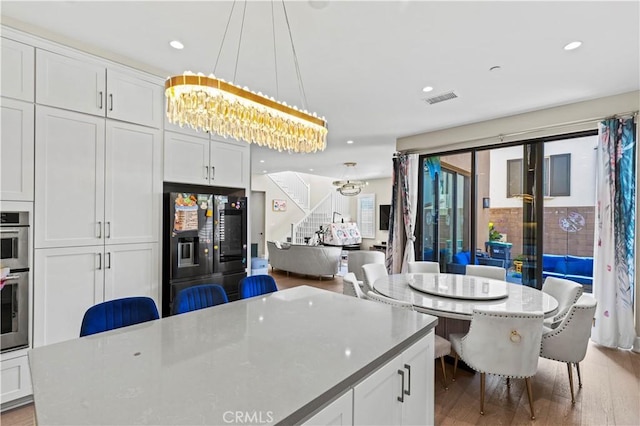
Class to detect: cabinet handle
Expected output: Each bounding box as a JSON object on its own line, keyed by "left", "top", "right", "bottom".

{"left": 397, "top": 369, "right": 405, "bottom": 403}
{"left": 211, "top": 166, "right": 215, "bottom": 180}
{"left": 97, "top": 253, "right": 102, "bottom": 270}
{"left": 109, "top": 93, "right": 113, "bottom": 111}
{"left": 98, "top": 91, "right": 103, "bottom": 109}
{"left": 106, "top": 222, "right": 111, "bottom": 239}
{"left": 205, "top": 166, "right": 209, "bottom": 180}
{"left": 97, "top": 221, "right": 102, "bottom": 239}
{"left": 106, "top": 252, "right": 111, "bottom": 269}
{"left": 404, "top": 364, "right": 411, "bottom": 396}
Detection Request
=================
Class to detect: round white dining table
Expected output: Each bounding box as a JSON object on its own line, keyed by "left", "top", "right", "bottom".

{"left": 373, "top": 273, "right": 559, "bottom": 320}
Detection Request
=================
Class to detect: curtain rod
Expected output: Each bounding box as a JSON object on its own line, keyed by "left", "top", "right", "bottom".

{"left": 400, "top": 110, "right": 638, "bottom": 155}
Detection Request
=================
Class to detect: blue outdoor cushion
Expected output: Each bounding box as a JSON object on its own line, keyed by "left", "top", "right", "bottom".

{"left": 453, "top": 251, "right": 471, "bottom": 265}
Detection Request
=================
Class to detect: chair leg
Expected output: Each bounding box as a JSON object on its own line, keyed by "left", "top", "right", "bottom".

{"left": 480, "top": 373, "right": 485, "bottom": 415}
{"left": 567, "top": 362, "right": 576, "bottom": 404}
{"left": 525, "top": 377, "right": 536, "bottom": 420}
{"left": 440, "top": 356, "right": 448, "bottom": 389}
{"left": 506, "top": 377, "right": 510, "bottom": 387}
{"left": 575, "top": 362, "right": 582, "bottom": 388}
{"left": 452, "top": 353, "right": 458, "bottom": 381}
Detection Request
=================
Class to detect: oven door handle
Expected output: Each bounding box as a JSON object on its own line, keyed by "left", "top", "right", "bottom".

{"left": 4, "top": 274, "right": 22, "bottom": 281}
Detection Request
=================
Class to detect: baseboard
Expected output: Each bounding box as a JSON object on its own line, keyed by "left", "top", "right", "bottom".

{"left": 632, "top": 336, "right": 640, "bottom": 353}
{"left": 1, "top": 394, "right": 33, "bottom": 413}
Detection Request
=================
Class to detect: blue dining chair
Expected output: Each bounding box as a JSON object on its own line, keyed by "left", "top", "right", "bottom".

{"left": 238, "top": 275, "right": 278, "bottom": 299}
{"left": 80, "top": 296, "right": 159, "bottom": 337}
{"left": 173, "top": 284, "right": 228, "bottom": 314}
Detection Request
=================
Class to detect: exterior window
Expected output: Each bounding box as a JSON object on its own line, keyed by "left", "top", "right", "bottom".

{"left": 507, "top": 154, "right": 571, "bottom": 198}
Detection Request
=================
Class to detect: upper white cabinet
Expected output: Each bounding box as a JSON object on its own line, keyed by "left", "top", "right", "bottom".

{"left": 353, "top": 332, "right": 434, "bottom": 426}
{"left": 1, "top": 98, "right": 34, "bottom": 201}
{"left": 164, "top": 131, "right": 250, "bottom": 189}
{"left": 35, "top": 106, "right": 160, "bottom": 249}
{"left": 35, "top": 50, "right": 162, "bottom": 128}
{"left": 1, "top": 38, "right": 35, "bottom": 101}
{"left": 210, "top": 137, "right": 250, "bottom": 189}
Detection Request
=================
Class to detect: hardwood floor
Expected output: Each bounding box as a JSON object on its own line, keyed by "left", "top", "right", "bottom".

{"left": 2, "top": 270, "right": 638, "bottom": 425}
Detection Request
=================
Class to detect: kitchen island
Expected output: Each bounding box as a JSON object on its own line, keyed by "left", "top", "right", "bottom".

{"left": 29, "top": 286, "right": 437, "bottom": 425}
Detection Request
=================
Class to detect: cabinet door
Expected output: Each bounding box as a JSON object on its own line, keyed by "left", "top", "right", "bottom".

{"left": 105, "top": 121, "right": 161, "bottom": 244}
{"left": 210, "top": 137, "right": 250, "bottom": 188}
{"left": 401, "top": 333, "right": 435, "bottom": 426}
{"left": 1, "top": 38, "right": 34, "bottom": 101}
{"left": 163, "top": 131, "right": 210, "bottom": 185}
{"left": 35, "top": 106, "right": 105, "bottom": 248}
{"left": 0, "top": 354, "right": 32, "bottom": 404}
{"left": 36, "top": 49, "right": 105, "bottom": 116}
{"left": 303, "top": 390, "right": 353, "bottom": 426}
{"left": 103, "top": 243, "right": 159, "bottom": 306}
{"left": 106, "top": 69, "right": 163, "bottom": 128}
{"left": 33, "top": 246, "right": 103, "bottom": 347}
{"left": 1, "top": 98, "right": 34, "bottom": 201}
{"left": 353, "top": 353, "right": 403, "bottom": 426}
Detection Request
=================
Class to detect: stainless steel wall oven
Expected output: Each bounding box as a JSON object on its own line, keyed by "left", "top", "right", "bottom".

{"left": 1, "top": 211, "right": 30, "bottom": 352}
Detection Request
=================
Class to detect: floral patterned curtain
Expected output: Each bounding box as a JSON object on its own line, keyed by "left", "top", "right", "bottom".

{"left": 386, "top": 153, "right": 419, "bottom": 273}
{"left": 592, "top": 117, "right": 636, "bottom": 349}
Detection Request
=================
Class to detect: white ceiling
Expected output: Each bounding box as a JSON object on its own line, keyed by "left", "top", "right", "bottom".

{"left": 2, "top": 1, "right": 639, "bottom": 181}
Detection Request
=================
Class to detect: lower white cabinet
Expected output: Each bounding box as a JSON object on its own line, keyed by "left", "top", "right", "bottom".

{"left": 33, "top": 243, "right": 159, "bottom": 347}
{"left": 0, "top": 350, "right": 32, "bottom": 406}
{"left": 353, "top": 332, "right": 434, "bottom": 426}
{"left": 303, "top": 390, "right": 353, "bottom": 426}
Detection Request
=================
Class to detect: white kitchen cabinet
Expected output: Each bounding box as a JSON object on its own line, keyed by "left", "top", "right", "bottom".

{"left": 164, "top": 132, "right": 250, "bottom": 189}
{"left": 1, "top": 98, "right": 34, "bottom": 201}
{"left": 35, "top": 106, "right": 105, "bottom": 248}
{"left": 353, "top": 332, "right": 434, "bottom": 426}
{"left": 1, "top": 38, "right": 34, "bottom": 102}
{"left": 0, "top": 350, "right": 32, "bottom": 405}
{"left": 35, "top": 49, "right": 162, "bottom": 128}
{"left": 163, "top": 131, "right": 210, "bottom": 185}
{"left": 105, "top": 121, "right": 161, "bottom": 245}
{"left": 210, "top": 137, "right": 250, "bottom": 189}
{"left": 303, "top": 390, "right": 353, "bottom": 426}
{"left": 33, "top": 243, "right": 159, "bottom": 347}
{"left": 35, "top": 107, "right": 161, "bottom": 248}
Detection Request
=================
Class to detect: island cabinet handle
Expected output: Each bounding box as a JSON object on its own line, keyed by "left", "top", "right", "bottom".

{"left": 397, "top": 369, "right": 405, "bottom": 402}
{"left": 404, "top": 364, "right": 411, "bottom": 396}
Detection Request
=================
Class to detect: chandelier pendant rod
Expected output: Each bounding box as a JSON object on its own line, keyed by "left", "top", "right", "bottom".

{"left": 233, "top": 0, "right": 248, "bottom": 82}
{"left": 271, "top": 0, "right": 279, "bottom": 99}
{"left": 281, "top": 0, "right": 309, "bottom": 111}
{"left": 213, "top": 0, "right": 238, "bottom": 75}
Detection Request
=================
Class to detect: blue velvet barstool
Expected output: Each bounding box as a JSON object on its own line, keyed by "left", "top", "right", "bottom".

{"left": 238, "top": 275, "right": 278, "bottom": 299}
{"left": 80, "top": 296, "right": 159, "bottom": 337}
{"left": 173, "top": 284, "right": 229, "bottom": 314}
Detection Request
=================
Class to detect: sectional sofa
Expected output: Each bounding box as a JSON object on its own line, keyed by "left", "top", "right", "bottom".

{"left": 542, "top": 254, "right": 594, "bottom": 288}
{"left": 267, "top": 241, "right": 342, "bottom": 279}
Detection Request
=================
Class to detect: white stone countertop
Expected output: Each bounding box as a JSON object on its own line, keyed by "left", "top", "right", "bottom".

{"left": 29, "top": 286, "right": 437, "bottom": 425}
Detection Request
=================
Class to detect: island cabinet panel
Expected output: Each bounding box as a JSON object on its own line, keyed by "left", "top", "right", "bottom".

{"left": 353, "top": 332, "right": 434, "bottom": 426}
{"left": 0, "top": 351, "right": 32, "bottom": 405}
{"left": 0, "top": 98, "right": 34, "bottom": 201}
{"left": 302, "top": 390, "right": 353, "bottom": 426}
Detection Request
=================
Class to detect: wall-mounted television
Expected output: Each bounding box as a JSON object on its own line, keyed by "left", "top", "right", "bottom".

{"left": 379, "top": 204, "right": 391, "bottom": 231}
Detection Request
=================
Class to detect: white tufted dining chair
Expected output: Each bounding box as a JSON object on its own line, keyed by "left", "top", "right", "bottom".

{"left": 367, "top": 292, "right": 452, "bottom": 388}
{"left": 361, "top": 263, "right": 388, "bottom": 294}
{"left": 465, "top": 264, "right": 506, "bottom": 281}
{"left": 342, "top": 272, "right": 367, "bottom": 299}
{"left": 347, "top": 250, "right": 385, "bottom": 285}
{"left": 541, "top": 277, "right": 584, "bottom": 329}
{"left": 540, "top": 294, "right": 597, "bottom": 404}
{"left": 408, "top": 261, "right": 440, "bottom": 274}
{"left": 450, "top": 309, "right": 544, "bottom": 419}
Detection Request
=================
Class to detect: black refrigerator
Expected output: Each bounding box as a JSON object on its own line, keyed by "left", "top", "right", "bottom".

{"left": 162, "top": 190, "right": 247, "bottom": 316}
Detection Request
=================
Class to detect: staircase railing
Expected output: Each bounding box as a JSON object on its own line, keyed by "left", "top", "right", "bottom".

{"left": 292, "top": 191, "right": 351, "bottom": 245}
{"left": 268, "top": 172, "right": 310, "bottom": 211}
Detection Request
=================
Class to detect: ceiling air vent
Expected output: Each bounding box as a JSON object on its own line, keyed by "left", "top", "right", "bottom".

{"left": 423, "top": 91, "right": 458, "bottom": 105}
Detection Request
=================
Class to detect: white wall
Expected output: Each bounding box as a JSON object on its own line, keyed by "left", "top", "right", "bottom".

{"left": 489, "top": 134, "right": 597, "bottom": 208}
{"left": 359, "top": 177, "right": 392, "bottom": 249}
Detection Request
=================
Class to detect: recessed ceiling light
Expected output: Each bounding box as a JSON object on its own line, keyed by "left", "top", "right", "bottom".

{"left": 309, "top": 168, "right": 314, "bottom": 172}
{"left": 346, "top": 140, "right": 354, "bottom": 144}
{"left": 564, "top": 41, "right": 582, "bottom": 51}
{"left": 259, "top": 160, "right": 265, "bottom": 163}
{"left": 262, "top": 170, "right": 267, "bottom": 173}
{"left": 170, "top": 40, "right": 184, "bottom": 50}
{"left": 422, "top": 86, "right": 434, "bottom": 93}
